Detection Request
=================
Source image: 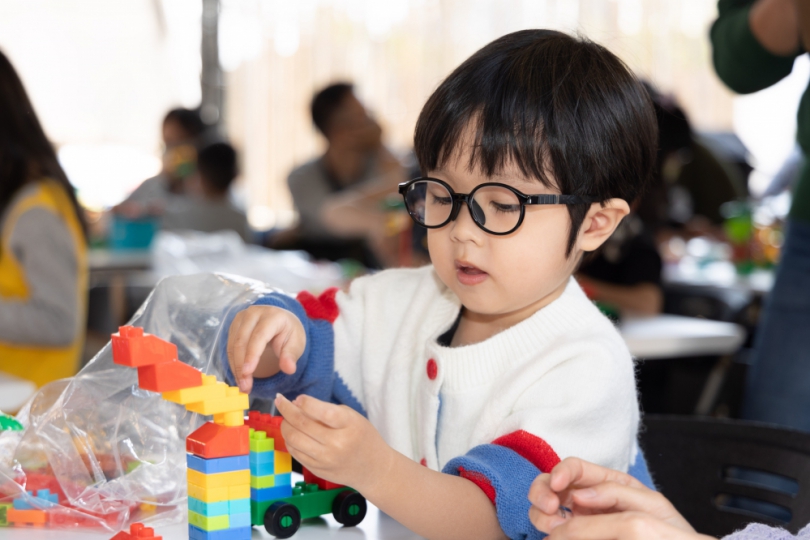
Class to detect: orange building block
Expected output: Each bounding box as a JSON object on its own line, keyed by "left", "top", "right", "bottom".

{"left": 112, "top": 326, "right": 177, "bottom": 368}
{"left": 110, "top": 522, "right": 163, "bottom": 540}
{"left": 7, "top": 507, "right": 47, "bottom": 526}
{"left": 246, "top": 411, "right": 287, "bottom": 452}
{"left": 186, "top": 423, "right": 250, "bottom": 458}
{"left": 136, "top": 361, "right": 202, "bottom": 393}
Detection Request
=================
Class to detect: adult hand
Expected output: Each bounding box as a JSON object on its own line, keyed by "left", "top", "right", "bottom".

{"left": 528, "top": 457, "right": 713, "bottom": 540}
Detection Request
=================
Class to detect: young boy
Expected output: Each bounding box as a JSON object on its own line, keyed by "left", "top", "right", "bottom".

{"left": 223, "top": 29, "right": 656, "bottom": 540}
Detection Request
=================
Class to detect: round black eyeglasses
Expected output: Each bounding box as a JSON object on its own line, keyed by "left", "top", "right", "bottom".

{"left": 398, "top": 177, "right": 595, "bottom": 235}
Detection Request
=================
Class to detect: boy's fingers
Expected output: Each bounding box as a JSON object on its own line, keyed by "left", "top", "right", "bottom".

{"left": 292, "top": 395, "right": 348, "bottom": 429}
{"left": 270, "top": 316, "right": 306, "bottom": 375}
{"left": 528, "top": 474, "right": 563, "bottom": 515}
{"left": 228, "top": 312, "right": 263, "bottom": 393}
{"left": 274, "top": 394, "right": 331, "bottom": 444}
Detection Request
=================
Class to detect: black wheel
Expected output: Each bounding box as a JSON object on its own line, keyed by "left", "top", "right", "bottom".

{"left": 331, "top": 490, "right": 367, "bottom": 527}
{"left": 264, "top": 501, "right": 301, "bottom": 538}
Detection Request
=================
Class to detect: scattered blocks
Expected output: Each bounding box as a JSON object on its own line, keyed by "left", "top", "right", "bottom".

{"left": 7, "top": 508, "right": 47, "bottom": 526}
{"left": 12, "top": 489, "right": 59, "bottom": 510}
{"left": 109, "top": 522, "right": 163, "bottom": 540}
{"left": 0, "top": 413, "right": 23, "bottom": 431}
{"left": 0, "top": 503, "right": 10, "bottom": 526}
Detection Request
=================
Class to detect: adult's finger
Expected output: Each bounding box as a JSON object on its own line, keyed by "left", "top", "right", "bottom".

{"left": 547, "top": 512, "right": 701, "bottom": 540}
{"left": 549, "top": 458, "right": 643, "bottom": 494}
{"left": 528, "top": 474, "right": 566, "bottom": 516}
{"left": 569, "top": 483, "right": 693, "bottom": 531}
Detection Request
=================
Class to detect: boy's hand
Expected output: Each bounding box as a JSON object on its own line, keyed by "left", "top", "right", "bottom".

{"left": 227, "top": 306, "right": 306, "bottom": 393}
{"left": 274, "top": 394, "right": 395, "bottom": 494}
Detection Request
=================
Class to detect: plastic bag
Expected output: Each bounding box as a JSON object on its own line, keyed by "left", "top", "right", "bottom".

{"left": 0, "top": 272, "right": 274, "bottom": 531}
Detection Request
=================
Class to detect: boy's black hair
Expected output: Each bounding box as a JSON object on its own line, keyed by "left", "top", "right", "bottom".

{"left": 311, "top": 83, "right": 354, "bottom": 136}
{"left": 414, "top": 30, "right": 658, "bottom": 255}
{"left": 197, "top": 142, "right": 238, "bottom": 194}
{"left": 163, "top": 108, "right": 207, "bottom": 138}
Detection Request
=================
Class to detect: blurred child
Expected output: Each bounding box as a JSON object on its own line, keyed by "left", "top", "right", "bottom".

{"left": 162, "top": 142, "right": 250, "bottom": 242}
{"left": 224, "top": 30, "right": 656, "bottom": 539}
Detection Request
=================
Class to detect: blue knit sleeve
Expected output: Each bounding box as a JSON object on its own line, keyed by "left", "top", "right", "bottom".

{"left": 443, "top": 439, "right": 656, "bottom": 540}
{"left": 219, "top": 292, "right": 365, "bottom": 414}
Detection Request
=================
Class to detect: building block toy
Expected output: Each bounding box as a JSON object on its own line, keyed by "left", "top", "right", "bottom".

{"left": 108, "top": 326, "right": 368, "bottom": 539}
{"left": 12, "top": 489, "right": 59, "bottom": 509}
{"left": 187, "top": 454, "right": 249, "bottom": 475}
{"left": 137, "top": 361, "right": 202, "bottom": 392}
{"left": 111, "top": 326, "right": 177, "bottom": 367}
{"left": 7, "top": 507, "right": 47, "bottom": 526}
{"left": 303, "top": 467, "right": 345, "bottom": 491}
{"left": 0, "top": 502, "right": 10, "bottom": 526}
{"left": 186, "top": 423, "right": 250, "bottom": 459}
{"left": 0, "top": 413, "right": 23, "bottom": 431}
{"left": 109, "top": 522, "right": 163, "bottom": 540}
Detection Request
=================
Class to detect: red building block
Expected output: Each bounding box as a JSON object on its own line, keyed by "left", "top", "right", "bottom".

{"left": 136, "top": 361, "right": 202, "bottom": 393}
{"left": 186, "top": 423, "right": 250, "bottom": 458}
{"left": 246, "top": 411, "right": 287, "bottom": 452}
{"left": 112, "top": 326, "right": 177, "bottom": 368}
{"left": 110, "top": 522, "right": 163, "bottom": 540}
{"left": 303, "top": 466, "right": 344, "bottom": 491}
{"left": 7, "top": 507, "right": 47, "bottom": 526}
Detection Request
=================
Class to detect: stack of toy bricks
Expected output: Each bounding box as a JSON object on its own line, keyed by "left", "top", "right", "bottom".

{"left": 111, "top": 326, "right": 252, "bottom": 540}
{"left": 248, "top": 428, "right": 292, "bottom": 517}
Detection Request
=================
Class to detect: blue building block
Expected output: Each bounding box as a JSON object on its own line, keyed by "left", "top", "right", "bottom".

{"left": 249, "top": 460, "right": 275, "bottom": 476}
{"left": 189, "top": 497, "right": 251, "bottom": 517}
{"left": 251, "top": 484, "right": 292, "bottom": 502}
{"left": 188, "top": 525, "right": 252, "bottom": 540}
{"left": 249, "top": 451, "right": 274, "bottom": 464}
{"left": 13, "top": 489, "right": 58, "bottom": 510}
{"left": 228, "top": 513, "right": 251, "bottom": 528}
{"left": 187, "top": 454, "right": 250, "bottom": 474}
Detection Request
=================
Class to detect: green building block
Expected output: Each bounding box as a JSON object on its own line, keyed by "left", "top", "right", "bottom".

{"left": 0, "top": 503, "right": 11, "bottom": 526}
{"left": 249, "top": 430, "right": 274, "bottom": 453}
{"left": 250, "top": 475, "right": 276, "bottom": 489}
{"left": 188, "top": 510, "right": 229, "bottom": 531}
{"left": 0, "top": 414, "right": 23, "bottom": 432}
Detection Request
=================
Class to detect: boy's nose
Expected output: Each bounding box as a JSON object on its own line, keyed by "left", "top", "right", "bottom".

{"left": 449, "top": 201, "right": 485, "bottom": 245}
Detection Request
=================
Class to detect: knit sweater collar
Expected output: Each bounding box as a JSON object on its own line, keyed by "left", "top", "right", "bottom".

{"left": 425, "top": 270, "right": 600, "bottom": 391}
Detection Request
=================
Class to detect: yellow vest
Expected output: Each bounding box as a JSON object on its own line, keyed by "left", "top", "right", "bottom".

{"left": 0, "top": 180, "right": 88, "bottom": 387}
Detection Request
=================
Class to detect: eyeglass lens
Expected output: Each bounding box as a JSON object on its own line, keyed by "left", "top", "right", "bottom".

{"left": 404, "top": 180, "right": 522, "bottom": 234}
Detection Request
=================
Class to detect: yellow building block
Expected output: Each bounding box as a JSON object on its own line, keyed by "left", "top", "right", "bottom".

{"left": 186, "top": 387, "right": 249, "bottom": 416}
{"left": 188, "top": 482, "right": 250, "bottom": 503}
{"left": 275, "top": 451, "right": 292, "bottom": 474}
{"left": 187, "top": 469, "right": 250, "bottom": 489}
{"left": 162, "top": 375, "right": 227, "bottom": 405}
{"left": 214, "top": 410, "right": 244, "bottom": 427}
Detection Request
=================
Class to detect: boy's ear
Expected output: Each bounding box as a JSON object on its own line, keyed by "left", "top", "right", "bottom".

{"left": 578, "top": 198, "right": 631, "bottom": 252}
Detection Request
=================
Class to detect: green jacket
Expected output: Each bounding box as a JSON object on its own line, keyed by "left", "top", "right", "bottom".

{"left": 711, "top": 0, "right": 810, "bottom": 222}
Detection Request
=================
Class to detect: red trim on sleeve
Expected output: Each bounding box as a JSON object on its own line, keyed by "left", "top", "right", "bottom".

{"left": 493, "top": 430, "right": 561, "bottom": 473}
{"left": 296, "top": 288, "right": 340, "bottom": 323}
{"left": 458, "top": 466, "right": 496, "bottom": 504}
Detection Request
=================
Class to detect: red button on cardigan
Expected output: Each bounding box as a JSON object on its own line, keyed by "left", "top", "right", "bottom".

{"left": 426, "top": 358, "right": 438, "bottom": 380}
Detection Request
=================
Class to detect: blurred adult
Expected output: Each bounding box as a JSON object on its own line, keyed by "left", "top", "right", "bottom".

{"left": 283, "top": 83, "right": 405, "bottom": 267}
{"left": 162, "top": 142, "right": 251, "bottom": 242}
{"left": 120, "top": 107, "right": 206, "bottom": 212}
{"left": 711, "top": 0, "right": 810, "bottom": 431}
{"left": 0, "top": 50, "right": 88, "bottom": 387}
{"left": 528, "top": 457, "right": 808, "bottom": 539}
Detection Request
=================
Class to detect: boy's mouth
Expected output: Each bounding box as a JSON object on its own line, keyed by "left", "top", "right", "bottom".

{"left": 455, "top": 261, "right": 488, "bottom": 285}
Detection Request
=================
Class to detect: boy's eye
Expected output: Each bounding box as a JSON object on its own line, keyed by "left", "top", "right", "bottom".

{"left": 431, "top": 195, "right": 452, "bottom": 206}
{"left": 489, "top": 201, "right": 521, "bottom": 213}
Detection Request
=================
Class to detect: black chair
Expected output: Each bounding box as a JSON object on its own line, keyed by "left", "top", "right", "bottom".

{"left": 641, "top": 415, "right": 810, "bottom": 537}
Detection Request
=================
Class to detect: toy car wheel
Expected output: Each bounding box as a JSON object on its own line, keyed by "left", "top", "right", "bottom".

{"left": 264, "top": 501, "right": 301, "bottom": 538}
{"left": 332, "top": 490, "right": 367, "bottom": 527}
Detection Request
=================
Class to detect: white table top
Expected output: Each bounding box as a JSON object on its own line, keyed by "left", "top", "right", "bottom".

{"left": 620, "top": 314, "right": 746, "bottom": 359}
{"left": 0, "top": 371, "right": 36, "bottom": 413}
{"left": 663, "top": 259, "right": 774, "bottom": 295}
{"left": 0, "top": 504, "right": 423, "bottom": 539}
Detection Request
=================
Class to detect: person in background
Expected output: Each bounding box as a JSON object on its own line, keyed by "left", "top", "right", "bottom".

{"left": 0, "top": 50, "right": 88, "bottom": 388}
{"left": 162, "top": 142, "right": 251, "bottom": 243}
{"left": 711, "top": 0, "right": 810, "bottom": 432}
{"left": 529, "top": 456, "right": 809, "bottom": 539}
{"left": 280, "top": 82, "right": 405, "bottom": 267}
{"left": 120, "top": 107, "right": 207, "bottom": 212}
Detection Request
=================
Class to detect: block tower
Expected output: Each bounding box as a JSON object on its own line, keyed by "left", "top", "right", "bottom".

{"left": 112, "top": 326, "right": 256, "bottom": 540}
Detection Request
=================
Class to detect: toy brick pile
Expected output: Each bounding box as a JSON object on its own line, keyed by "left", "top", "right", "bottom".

{"left": 111, "top": 325, "right": 257, "bottom": 540}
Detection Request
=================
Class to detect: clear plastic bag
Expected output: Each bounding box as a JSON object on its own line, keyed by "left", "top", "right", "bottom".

{"left": 0, "top": 272, "right": 273, "bottom": 531}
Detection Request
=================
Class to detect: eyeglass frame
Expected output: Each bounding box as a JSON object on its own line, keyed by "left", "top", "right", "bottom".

{"left": 397, "top": 177, "right": 596, "bottom": 236}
